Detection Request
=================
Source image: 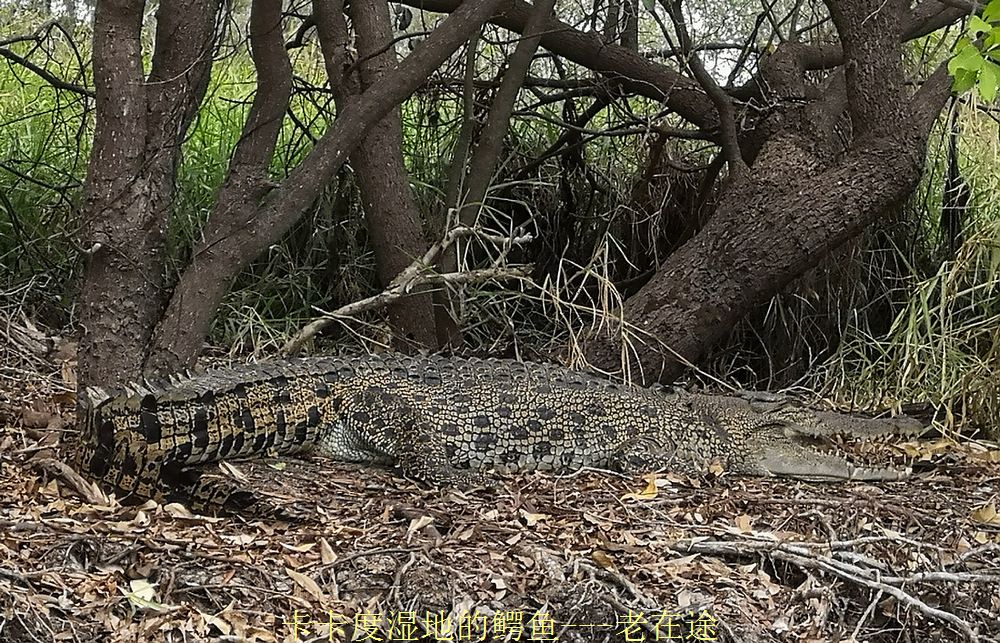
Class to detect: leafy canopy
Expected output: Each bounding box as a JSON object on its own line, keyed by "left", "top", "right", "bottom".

{"left": 950, "top": 0, "right": 1000, "bottom": 101}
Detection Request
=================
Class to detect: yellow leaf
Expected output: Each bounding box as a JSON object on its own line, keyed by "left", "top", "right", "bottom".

{"left": 621, "top": 475, "right": 658, "bottom": 501}
{"left": 130, "top": 579, "right": 156, "bottom": 601}
{"left": 122, "top": 578, "right": 165, "bottom": 611}
{"left": 286, "top": 568, "right": 324, "bottom": 601}
{"left": 971, "top": 501, "right": 1000, "bottom": 526}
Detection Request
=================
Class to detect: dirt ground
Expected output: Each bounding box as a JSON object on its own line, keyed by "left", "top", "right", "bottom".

{"left": 1, "top": 353, "right": 998, "bottom": 643}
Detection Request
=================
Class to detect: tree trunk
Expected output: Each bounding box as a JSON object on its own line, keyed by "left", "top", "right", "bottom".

{"left": 78, "top": 0, "right": 220, "bottom": 387}
{"left": 141, "top": 0, "right": 506, "bottom": 376}
{"left": 581, "top": 0, "right": 953, "bottom": 383}
{"left": 335, "top": 0, "right": 439, "bottom": 350}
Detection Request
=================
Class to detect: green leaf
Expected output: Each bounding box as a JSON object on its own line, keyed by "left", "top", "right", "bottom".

{"left": 950, "top": 44, "right": 986, "bottom": 74}
{"left": 952, "top": 68, "right": 978, "bottom": 95}
{"left": 642, "top": 0, "right": 655, "bottom": 11}
{"left": 983, "top": 0, "right": 1000, "bottom": 24}
{"left": 969, "top": 15, "right": 992, "bottom": 37}
{"left": 979, "top": 61, "right": 1000, "bottom": 101}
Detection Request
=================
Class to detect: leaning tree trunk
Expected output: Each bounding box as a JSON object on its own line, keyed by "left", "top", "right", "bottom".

{"left": 141, "top": 0, "right": 505, "bottom": 376}
{"left": 316, "top": 0, "right": 439, "bottom": 350}
{"left": 582, "top": 0, "right": 953, "bottom": 384}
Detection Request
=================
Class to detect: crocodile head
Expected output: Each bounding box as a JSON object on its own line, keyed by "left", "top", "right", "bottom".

{"left": 732, "top": 417, "right": 910, "bottom": 482}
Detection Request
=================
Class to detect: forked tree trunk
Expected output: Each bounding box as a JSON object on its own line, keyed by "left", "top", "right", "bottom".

{"left": 78, "top": 0, "right": 221, "bottom": 387}
{"left": 142, "top": 0, "right": 504, "bottom": 377}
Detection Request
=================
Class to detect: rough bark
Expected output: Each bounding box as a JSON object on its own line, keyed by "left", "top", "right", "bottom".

{"left": 582, "top": 0, "right": 953, "bottom": 383}
{"left": 145, "top": 0, "right": 291, "bottom": 374}
{"left": 399, "top": 0, "right": 958, "bottom": 384}
{"left": 142, "top": 0, "right": 506, "bottom": 375}
{"left": 329, "top": 0, "right": 439, "bottom": 351}
{"left": 78, "top": 0, "right": 220, "bottom": 387}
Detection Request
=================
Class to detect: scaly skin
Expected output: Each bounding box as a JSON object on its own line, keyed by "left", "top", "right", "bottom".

{"left": 75, "top": 354, "right": 912, "bottom": 515}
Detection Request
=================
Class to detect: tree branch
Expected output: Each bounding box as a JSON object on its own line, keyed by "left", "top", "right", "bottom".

{"left": 660, "top": 0, "right": 746, "bottom": 175}
{"left": 397, "top": 0, "right": 719, "bottom": 133}
{"left": 0, "top": 47, "right": 93, "bottom": 96}
{"left": 145, "top": 0, "right": 291, "bottom": 374}
{"left": 281, "top": 226, "right": 533, "bottom": 355}
{"left": 146, "top": 0, "right": 507, "bottom": 371}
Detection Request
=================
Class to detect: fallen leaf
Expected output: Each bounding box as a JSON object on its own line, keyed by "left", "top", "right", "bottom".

{"left": 583, "top": 512, "right": 612, "bottom": 529}
{"left": 286, "top": 568, "right": 324, "bottom": 601}
{"left": 621, "top": 475, "right": 658, "bottom": 501}
{"left": 407, "top": 515, "right": 435, "bottom": 535}
{"left": 591, "top": 550, "right": 614, "bottom": 569}
{"left": 319, "top": 538, "right": 337, "bottom": 564}
{"left": 520, "top": 510, "right": 547, "bottom": 526}
{"left": 122, "top": 578, "right": 165, "bottom": 611}
{"left": 971, "top": 501, "right": 1000, "bottom": 526}
{"left": 219, "top": 461, "right": 249, "bottom": 482}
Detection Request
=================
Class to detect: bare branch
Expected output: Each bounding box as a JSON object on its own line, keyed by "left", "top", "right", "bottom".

{"left": 281, "top": 226, "right": 533, "bottom": 355}
{"left": 0, "top": 47, "right": 93, "bottom": 96}
{"left": 659, "top": 0, "right": 747, "bottom": 176}
{"left": 673, "top": 537, "right": 982, "bottom": 642}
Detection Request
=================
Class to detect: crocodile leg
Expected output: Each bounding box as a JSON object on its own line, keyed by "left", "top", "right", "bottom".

{"left": 395, "top": 418, "right": 488, "bottom": 487}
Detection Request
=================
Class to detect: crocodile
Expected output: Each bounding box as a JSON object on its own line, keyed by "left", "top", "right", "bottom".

{"left": 74, "top": 354, "right": 916, "bottom": 515}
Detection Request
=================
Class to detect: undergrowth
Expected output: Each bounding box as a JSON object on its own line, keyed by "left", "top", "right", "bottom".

{"left": 1, "top": 13, "right": 999, "bottom": 437}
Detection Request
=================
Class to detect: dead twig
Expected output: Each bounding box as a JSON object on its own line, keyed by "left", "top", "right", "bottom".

{"left": 673, "top": 537, "right": 982, "bottom": 643}
{"left": 31, "top": 457, "right": 109, "bottom": 506}
{"left": 281, "top": 226, "right": 532, "bottom": 356}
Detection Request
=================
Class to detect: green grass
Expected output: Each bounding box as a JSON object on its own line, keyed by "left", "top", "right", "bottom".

{"left": 2, "top": 13, "right": 1000, "bottom": 440}
{"left": 808, "top": 101, "right": 1000, "bottom": 436}
{"left": 0, "top": 16, "right": 91, "bottom": 323}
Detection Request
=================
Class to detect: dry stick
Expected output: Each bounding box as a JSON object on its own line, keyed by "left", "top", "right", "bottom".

{"left": 673, "top": 539, "right": 981, "bottom": 643}
{"left": 776, "top": 549, "right": 979, "bottom": 643}
{"left": 281, "top": 226, "right": 532, "bottom": 356}
{"left": 850, "top": 587, "right": 884, "bottom": 643}
{"left": 32, "top": 458, "right": 109, "bottom": 506}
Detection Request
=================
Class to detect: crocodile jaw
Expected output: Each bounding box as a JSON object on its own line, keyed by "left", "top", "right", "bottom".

{"left": 755, "top": 443, "right": 911, "bottom": 482}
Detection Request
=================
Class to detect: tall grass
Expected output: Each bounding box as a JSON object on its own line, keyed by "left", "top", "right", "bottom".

{"left": 813, "top": 102, "right": 1000, "bottom": 434}
{"left": 0, "top": 15, "right": 91, "bottom": 325}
